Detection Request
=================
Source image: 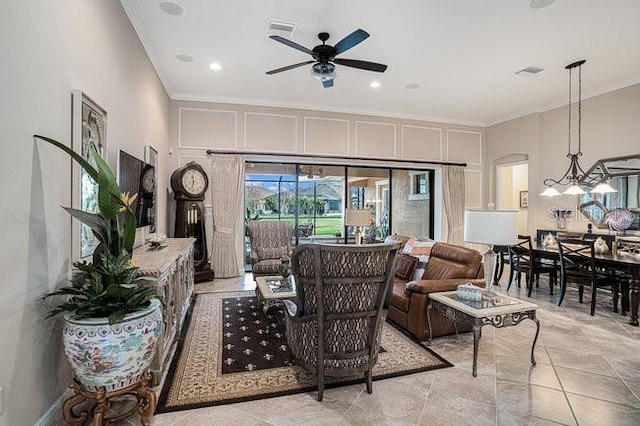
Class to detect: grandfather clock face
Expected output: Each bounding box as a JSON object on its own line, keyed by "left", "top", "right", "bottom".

{"left": 181, "top": 168, "right": 207, "bottom": 197}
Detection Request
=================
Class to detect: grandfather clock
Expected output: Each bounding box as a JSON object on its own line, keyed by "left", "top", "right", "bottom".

{"left": 171, "top": 161, "right": 215, "bottom": 283}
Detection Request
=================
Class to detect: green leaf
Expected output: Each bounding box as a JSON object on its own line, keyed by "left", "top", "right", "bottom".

{"left": 34, "top": 135, "right": 99, "bottom": 181}
{"left": 122, "top": 212, "right": 136, "bottom": 254}
{"left": 62, "top": 207, "right": 109, "bottom": 243}
{"left": 91, "top": 146, "right": 123, "bottom": 220}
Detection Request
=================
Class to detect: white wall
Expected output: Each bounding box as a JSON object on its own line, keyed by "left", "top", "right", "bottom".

{"left": 0, "top": 1, "right": 170, "bottom": 424}
{"left": 486, "top": 83, "right": 640, "bottom": 235}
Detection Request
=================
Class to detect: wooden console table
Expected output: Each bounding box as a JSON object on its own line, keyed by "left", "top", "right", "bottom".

{"left": 134, "top": 238, "right": 195, "bottom": 383}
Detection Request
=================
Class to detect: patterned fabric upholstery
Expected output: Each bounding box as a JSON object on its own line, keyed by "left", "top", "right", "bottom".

{"left": 284, "top": 242, "right": 401, "bottom": 401}
{"left": 247, "top": 220, "right": 293, "bottom": 279}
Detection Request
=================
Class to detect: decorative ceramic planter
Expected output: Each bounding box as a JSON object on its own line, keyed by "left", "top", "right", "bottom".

{"left": 63, "top": 299, "right": 163, "bottom": 392}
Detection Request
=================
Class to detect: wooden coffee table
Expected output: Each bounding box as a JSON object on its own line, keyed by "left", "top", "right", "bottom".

{"left": 254, "top": 275, "right": 296, "bottom": 314}
{"left": 427, "top": 290, "right": 540, "bottom": 377}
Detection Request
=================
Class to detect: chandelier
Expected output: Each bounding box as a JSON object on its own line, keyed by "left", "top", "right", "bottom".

{"left": 539, "top": 59, "right": 614, "bottom": 196}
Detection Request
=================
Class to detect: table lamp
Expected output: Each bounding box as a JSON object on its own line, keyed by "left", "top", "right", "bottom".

{"left": 345, "top": 209, "right": 372, "bottom": 244}
{"left": 463, "top": 209, "right": 518, "bottom": 288}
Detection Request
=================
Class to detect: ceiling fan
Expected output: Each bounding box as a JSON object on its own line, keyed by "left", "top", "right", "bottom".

{"left": 266, "top": 29, "right": 387, "bottom": 88}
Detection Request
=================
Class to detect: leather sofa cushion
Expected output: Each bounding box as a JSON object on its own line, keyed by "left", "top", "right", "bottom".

{"left": 390, "top": 278, "right": 410, "bottom": 312}
{"left": 423, "top": 242, "right": 482, "bottom": 280}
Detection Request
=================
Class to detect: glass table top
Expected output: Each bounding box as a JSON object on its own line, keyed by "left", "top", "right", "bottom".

{"left": 266, "top": 276, "right": 295, "bottom": 293}
{"left": 443, "top": 291, "right": 521, "bottom": 310}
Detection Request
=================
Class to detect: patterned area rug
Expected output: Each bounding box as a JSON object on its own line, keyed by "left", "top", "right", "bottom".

{"left": 157, "top": 291, "right": 452, "bottom": 413}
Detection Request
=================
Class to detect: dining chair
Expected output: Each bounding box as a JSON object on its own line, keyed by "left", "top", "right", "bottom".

{"left": 507, "top": 235, "right": 558, "bottom": 296}
{"left": 557, "top": 238, "right": 612, "bottom": 315}
{"left": 610, "top": 236, "right": 640, "bottom": 314}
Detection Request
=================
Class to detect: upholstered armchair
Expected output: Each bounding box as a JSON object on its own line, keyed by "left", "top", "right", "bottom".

{"left": 247, "top": 220, "right": 294, "bottom": 279}
{"left": 283, "top": 242, "right": 401, "bottom": 401}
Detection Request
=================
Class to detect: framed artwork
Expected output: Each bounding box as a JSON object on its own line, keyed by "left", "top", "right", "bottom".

{"left": 71, "top": 90, "right": 107, "bottom": 260}
{"left": 519, "top": 190, "right": 529, "bottom": 209}
{"left": 145, "top": 145, "right": 158, "bottom": 232}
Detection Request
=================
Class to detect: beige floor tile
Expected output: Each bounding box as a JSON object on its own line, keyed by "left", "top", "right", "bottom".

{"left": 555, "top": 366, "right": 640, "bottom": 408}
{"left": 545, "top": 348, "right": 618, "bottom": 376}
{"left": 496, "top": 381, "right": 576, "bottom": 425}
{"left": 420, "top": 393, "right": 496, "bottom": 426}
{"left": 567, "top": 393, "right": 640, "bottom": 426}
{"left": 349, "top": 378, "right": 428, "bottom": 424}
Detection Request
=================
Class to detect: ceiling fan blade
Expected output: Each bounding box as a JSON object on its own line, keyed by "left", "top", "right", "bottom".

{"left": 266, "top": 60, "right": 315, "bottom": 75}
{"left": 334, "top": 58, "right": 387, "bottom": 72}
{"left": 269, "top": 35, "right": 314, "bottom": 55}
{"left": 322, "top": 78, "right": 334, "bottom": 88}
{"left": 333, "top": 29, "right": 370, "bottom": 55}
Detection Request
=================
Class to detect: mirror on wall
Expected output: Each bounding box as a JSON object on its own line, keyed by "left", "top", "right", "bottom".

{"left": 578, "top": 154, "right": 640, "bottom": 230}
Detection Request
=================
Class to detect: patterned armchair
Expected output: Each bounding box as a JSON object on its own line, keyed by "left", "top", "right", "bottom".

{"left": 283, "top": 242, "right": 401, "bottom": 401}
{"left": 247, "top": 220, "right": 294, "bottom": 279}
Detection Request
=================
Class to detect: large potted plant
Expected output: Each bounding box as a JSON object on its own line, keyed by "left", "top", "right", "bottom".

{"left": 36, "top": 135, "right": 163, "bottom": 392}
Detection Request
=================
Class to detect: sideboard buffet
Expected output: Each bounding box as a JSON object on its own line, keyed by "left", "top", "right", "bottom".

{"left": 134, "top": 238, "right": 195, "bottom": 383}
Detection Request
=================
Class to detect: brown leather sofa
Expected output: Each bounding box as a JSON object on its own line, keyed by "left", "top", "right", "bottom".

{"left": 384, "top": 235, "right": 485, "bottom": 341}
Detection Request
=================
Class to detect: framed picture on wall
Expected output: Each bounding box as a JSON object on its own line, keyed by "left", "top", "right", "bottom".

{"left": 71, "top": 90, "right": 107, "bottom": 260}
{"left": 145, "top": 145, "right": 158, "bottom": 232}
{"left": 520, "top": 190, "right": 528, "bottom": 209}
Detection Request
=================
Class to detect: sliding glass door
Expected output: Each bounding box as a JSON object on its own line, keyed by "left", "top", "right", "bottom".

{"left": 244, "top": 161, "right": 434, "bottom": 271}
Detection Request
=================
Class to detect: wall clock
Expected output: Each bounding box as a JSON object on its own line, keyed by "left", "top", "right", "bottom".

{"left": 171, "top": 161, "right": 214, "bottom": 283}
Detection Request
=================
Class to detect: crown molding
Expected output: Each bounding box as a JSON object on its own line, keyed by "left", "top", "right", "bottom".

{"left": 120, "top": 0, "right": 173, "bottom": 96}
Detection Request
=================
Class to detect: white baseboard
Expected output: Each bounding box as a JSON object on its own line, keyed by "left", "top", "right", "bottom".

{"left": 35, "top": 388, "right": 73, "bottom": 426}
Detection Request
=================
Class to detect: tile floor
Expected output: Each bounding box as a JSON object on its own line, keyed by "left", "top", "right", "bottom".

{"left": 56, "top": 270, "right": 640, "bottom": 425}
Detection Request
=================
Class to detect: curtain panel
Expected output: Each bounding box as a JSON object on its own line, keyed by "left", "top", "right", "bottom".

{"left": 210, "top": 154, "right": 245, "bottom": 277}
{"left": 442, "top": 165, "right": 465, "bottom": 245}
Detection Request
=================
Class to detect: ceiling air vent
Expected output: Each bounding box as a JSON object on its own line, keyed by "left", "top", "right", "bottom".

{"left": 267, "top": 19, "right": 297, "bottom": 38}
{"left": 515, "top": 66, "right": 545, "bottom": 77}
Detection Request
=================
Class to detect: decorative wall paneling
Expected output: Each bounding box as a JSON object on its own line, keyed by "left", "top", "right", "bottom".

{"left": 178, "top": 108, "right": 237, "bottom": 150}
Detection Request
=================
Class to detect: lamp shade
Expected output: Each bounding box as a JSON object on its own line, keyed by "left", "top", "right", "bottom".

{"left": 464, "top": 209, "right": 518, "bottom": 246}
{"left": 345, "top": 209, "right": 372, "bottom": 227}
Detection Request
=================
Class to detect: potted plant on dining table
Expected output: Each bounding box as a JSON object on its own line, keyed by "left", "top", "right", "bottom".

{"left": 35, "top": 135, "right": 163, "bottom": 424}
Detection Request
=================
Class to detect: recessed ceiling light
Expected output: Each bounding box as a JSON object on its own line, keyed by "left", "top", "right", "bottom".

{"left": 405, "top": 83, "right": 420, "bottom": 90}
{"left": 209, "top": 62, "right": 222, "bottom": 71}
{"left": 176, "top": 54, "right": 193, "bottom": 62}
{"left": 370, "top": 81, "right": 381, "bottom": 88}
{"left": 159, "top": 2, "right": 184, "bottom": 16}
{"left": 530, "top": 0, "right": 556, "bottom": 9}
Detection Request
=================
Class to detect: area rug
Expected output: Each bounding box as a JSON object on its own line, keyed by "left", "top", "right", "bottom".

{"left": 156, "top": 291, "right": 452, "bottom": 413}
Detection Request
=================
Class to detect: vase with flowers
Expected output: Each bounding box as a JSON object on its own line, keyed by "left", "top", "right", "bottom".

{"left": 36, "top": 135, "right": 163, "bottom": 394}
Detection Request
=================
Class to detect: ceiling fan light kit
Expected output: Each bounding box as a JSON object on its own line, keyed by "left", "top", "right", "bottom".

{"left": 266, "top": 28, "right": 387, "bottom": 88}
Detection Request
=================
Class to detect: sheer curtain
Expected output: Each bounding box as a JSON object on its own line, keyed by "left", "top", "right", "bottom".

{"left": 442, "top": 165, "right": 465, "bottom": 245}
{"left": 210, "top": 154, "right": 245, "bottom": 277}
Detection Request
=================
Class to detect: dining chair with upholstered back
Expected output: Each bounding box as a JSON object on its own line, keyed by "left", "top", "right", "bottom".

{"left": 282, "top": 242, "right": 401, "bottom": 401}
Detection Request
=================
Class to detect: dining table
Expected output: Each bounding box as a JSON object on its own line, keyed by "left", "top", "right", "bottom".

{"left": 532, "top": 241, "right": 640, "bottom": 326}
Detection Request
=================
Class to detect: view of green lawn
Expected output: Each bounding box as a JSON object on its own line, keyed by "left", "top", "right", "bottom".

{"left": 256, "top": 214, "right": 344, "bottom": 235}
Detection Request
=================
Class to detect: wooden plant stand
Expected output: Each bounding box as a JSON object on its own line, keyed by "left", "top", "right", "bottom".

{"left": 62, "top": 372, "right": 157, "bottom": 426}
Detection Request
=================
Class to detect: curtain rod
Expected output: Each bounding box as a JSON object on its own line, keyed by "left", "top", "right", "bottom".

{"left": 205, "top": 149, "right": 467, "bottom": 168}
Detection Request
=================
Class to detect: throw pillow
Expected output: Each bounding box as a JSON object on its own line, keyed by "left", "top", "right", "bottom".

{"left": 402, "top": 238, "right": 436, "bottom": 280}
{"left": 395, "top": 253, "right": 418, "bottom": 281}
{"left": 256, "top": 246, "right": 289, "bottom": 261}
